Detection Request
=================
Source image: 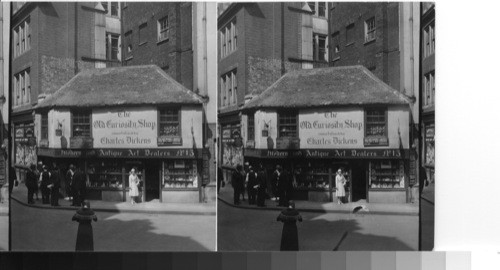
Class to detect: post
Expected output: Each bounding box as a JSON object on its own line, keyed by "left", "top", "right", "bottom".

{"left": 72, "top": 201, "right": 97, "bottom": 251}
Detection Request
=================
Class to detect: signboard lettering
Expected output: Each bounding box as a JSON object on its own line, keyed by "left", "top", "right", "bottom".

{"left": 244, "top": 149, "right": 408, "bottom": 159}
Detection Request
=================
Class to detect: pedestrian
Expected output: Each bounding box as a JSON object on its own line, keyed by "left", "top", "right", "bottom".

{"left": 34, "top": 162, "right": 42, "bottom": 201}
{"left": 335, "top": 168, "right": 347, "bottom": 204}
{"left": 272, "top": 165, "right": 281, "bottom": 202}
{"left": 25, "top": 164, "right": 37, "bottom": 204}
{"left": 246, "top": 165, "right": 258, "bottom": 205}
{"left": 72, "top": 166, "right": 86, "bottom": 207}
{"left": 217, "top": 167, "right": 224, "bottom": 194}
{"left": 66, "top": 164, "right": 75, "bottom": 202}
{"left": 9, "top": 166, "right": 17, "bottom": 194}
{"left": 129, "top": 167, "right": 141, "bottom": 204}
{"left": 231, "top": 164, "right": 244, "bottom": 205}
{"left": 278, "top": 167, "right": 291, "bottom": 207}
{"left": 49, "top": 163, "right": 61, "bottom": 207}
{"left": 39, "top": 165, "right": 51, "bottom": 204}
{"left": 277, "top": 200, "right": 302, "bottom": 251}
{"left": 256, "top": 164, "right": 267, "bottom": 207}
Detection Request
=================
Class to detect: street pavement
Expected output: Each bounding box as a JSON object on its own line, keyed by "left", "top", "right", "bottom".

{"left": 218, "top": 187, "right": 418, "bottom": 251}
{"left": 11, "top": 194, "right": 216, "bottom": 251}
{"left": 0, "top": 215, "right": 7, "bottom": 251}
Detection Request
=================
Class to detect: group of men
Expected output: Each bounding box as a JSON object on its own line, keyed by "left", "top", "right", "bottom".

{"left": 25, "top": 162, "right": 86, "bottom": 207}
{"left": 230, "top": 164, "right": 294, "bottom": 207}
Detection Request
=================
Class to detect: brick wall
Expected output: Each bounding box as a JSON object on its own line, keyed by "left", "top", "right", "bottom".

{"left": 121, "top": 2, "right": 193, "bottom": 90}
{"left": 329, "top": 2, "right": 401, "bottom": 91}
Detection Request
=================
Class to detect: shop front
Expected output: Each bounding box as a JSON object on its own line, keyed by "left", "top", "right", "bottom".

{"left": 240, "top": 66, "right": 414, "bottom": 204}
{"left": 34, "top": 65, "right": 206, "bottom": 203}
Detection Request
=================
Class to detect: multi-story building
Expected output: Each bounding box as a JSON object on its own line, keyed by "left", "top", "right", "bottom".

{"left": 121, "top": 2, "right": 217, "bottom": 200}
{"left": 10, "top": 2, "right": 120, "bottom": 181}
{"left": 0, "top": 3, "right": 10, "bottom": 193}
{"left": 217, "top": 2, "right": 330, "bottom": 180}
{"left": 328, "top": 2, "right": 421, "bottom": 200}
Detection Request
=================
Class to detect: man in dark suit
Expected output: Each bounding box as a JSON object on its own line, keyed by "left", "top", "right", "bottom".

{"left": 66, "top": 164, "right": 75, "bottom": 203}
{"left": 49, "top": 163, "right": 61, "bottom": 206}
{"left": 72, "top": 166, "right": 86, "bottom": 207}
{"left": 25, "top": 164, "right": 37, "bottom": 204}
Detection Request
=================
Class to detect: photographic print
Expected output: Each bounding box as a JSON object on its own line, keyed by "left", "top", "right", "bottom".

{"left": 9, "top": 2, "right": 217, "bottom": 251}
{"left": 217, "top": 2, "right": 435, "bottom": 251}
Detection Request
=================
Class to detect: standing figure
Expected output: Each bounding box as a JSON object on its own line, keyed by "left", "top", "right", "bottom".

{"left": 25, "top": 164, "right": 37, "bottom": 204}
{"left": 66, "top": 164, "right": 75, "bottom": 202}
{"left": 39, "top": 165, "right": 51, "bottom": 204}
{"left": 72, "top": 166, "right": 86, "bottom": 207}
{"left": 217, "top": 167, "right": 224, "bottom": 194}
{"left": 34, "top": 162, "right": 43, "bottom": 201}
{"left": 278, "top": 168, "right": 291, "bottom": 207}
{"left": 246, "top": 166, "right": 258, "bottom": 205}
{"left": 256, "top": 164, "right": 268, "bottom": 207}
{"left": 49, "top": 163, "right": 61, "bottom": 206}
{"left": 335, "top": 169, "right": 347, "bottom": 204}
{"left": 277, "top": 201, "right": 302, "bottom": 251}
{"left": 272, "top": 165, "right": 282, "bottom": 201}
{"left": 128, "top": 168, "right": 141, "bottom": 204}
{"left": 231, "top": 165, "right": 244, "bottom": 205}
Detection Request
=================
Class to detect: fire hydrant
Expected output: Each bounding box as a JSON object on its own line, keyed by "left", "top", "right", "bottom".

{"left": 72, "top": 201, "right": 97, "bottom": 251}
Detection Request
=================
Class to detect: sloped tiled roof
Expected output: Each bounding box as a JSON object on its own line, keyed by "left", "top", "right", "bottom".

{"left": 243, "top": 65, "right": 410, "bottom": 110}
{"left": 36, "top": 65, "right": 202, "bottom": 109}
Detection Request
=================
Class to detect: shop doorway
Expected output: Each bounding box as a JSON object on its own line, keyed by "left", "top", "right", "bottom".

{"left": 144, "top": 161, "right": 160, "bottom": 202}
{"left": 351, "top": 161, "right": 367, "bottom": 202}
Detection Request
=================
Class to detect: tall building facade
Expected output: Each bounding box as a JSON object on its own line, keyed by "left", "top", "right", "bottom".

{"left": 217, "top": 2, "right": 330, "bottom": 179}
{"left": 121, "top": 2, "right": 218, "bottom": 198}
{"left": 0, "top": 3, "right": 10, "bottom": 190}
{"left": 10, "top": 2, "right": 120, "bottom": 181}
{"left": 328, "top": 2, "right": 422, "bottom": 199}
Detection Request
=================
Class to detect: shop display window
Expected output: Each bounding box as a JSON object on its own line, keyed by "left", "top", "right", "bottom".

{"left": 294, "top": 162, "right": 330, "bottom": 191}
{"left": 369, "top": 160, "right": 405, "bottom": 189}
{"left": 162, "top": 160, "right": 198, "bottom": 189}
{"left": 87, "top": 161, "right": 124, "bottom": 189}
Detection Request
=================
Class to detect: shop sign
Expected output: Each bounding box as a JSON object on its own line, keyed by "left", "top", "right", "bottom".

{"left": 364, "top": 136, "right": 389, "bottom": 146}
{"left": 93, "top": 108, "right": 158, "bottom": 148}
{"left": 38, "top": 148, "right": 83, "bottom": 158}
{"left": 245, "top": 149, "right": 409, "bottom": 159}
{"left": 70, "top": 137, "right": 94, "bottom": 149}
{"left": 157, "top": 136, "right": 182, "bottom": 146}
{"left": 89, "top": 148, "right": 202, "bottom": 159}
{"left": 299, "top": 109, "right": 364, "bottom": 149}
{"left": 276, "top": 137, "right": 300, "bottom": 149}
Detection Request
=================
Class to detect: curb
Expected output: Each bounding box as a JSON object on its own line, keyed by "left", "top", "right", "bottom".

{"left": 218, "top": 197, "right": 419, "bottom": 216}
{"left": 11, "top": 196, "right": 216, "bottom": 216}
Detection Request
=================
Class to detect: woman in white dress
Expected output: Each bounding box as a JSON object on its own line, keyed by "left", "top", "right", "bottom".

{"left": 129, "top": 168, "right": 141, "bottom": 204}
{"left": 335, "top": 168, "right": 346, "bottom": 204}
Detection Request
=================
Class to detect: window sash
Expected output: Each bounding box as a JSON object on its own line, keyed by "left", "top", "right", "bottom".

{"left": 158, "top": 17, "right": 169, "bottom": 41}
{"left": 365, "top": 18, "right": 376, "bottom": 42}
{"left": 308, "top": 2, "right": 316, "bottom": 15}
{"left": 159, "top": 109, "right": 181, "bottom": 137}
{"left": 318, "top": 2, "right": 326, "bottom": 17}
{"left": 72, "top": 112, "right": 91, "bottom": 137}
{"left": 346, "top": 24, "right": 354, "bottom": 44}
{"left": 110, "top": 2, "right": 119, "bottom": 16}
{"left": 278, "top": 113, "right": 298, "bottom": 138}
{"left": 41, "top": 114, "right": 49, "bottom": 140}
{"left": 247, "top": 114, "right": 255, "bottom": 140}
{"left": 365, "top": 110, "right": 386, "bottom": 137}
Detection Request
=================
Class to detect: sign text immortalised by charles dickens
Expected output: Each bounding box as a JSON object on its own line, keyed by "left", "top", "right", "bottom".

{"left": 299, "top": 109, "right": 364, "bottom": 149}
{"left": 92, "top": 108, "right": 158, "bottom": 148}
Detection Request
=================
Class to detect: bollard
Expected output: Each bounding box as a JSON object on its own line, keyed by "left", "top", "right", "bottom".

{"left": 72, "top": 201, "right": 97, "bottom": 251}
{"left": 277, "top": 200, "right": 302, "bottom": 251}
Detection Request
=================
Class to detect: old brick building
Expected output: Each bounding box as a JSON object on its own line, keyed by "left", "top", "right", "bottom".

{"left": 10, "top": 2, "right": 120, "bottom": 181}
{"left": 121, "top": 2, "right": 193, "bottom": 91}
{"left": 217, "top": 2, "right": 330, "bottom": 178}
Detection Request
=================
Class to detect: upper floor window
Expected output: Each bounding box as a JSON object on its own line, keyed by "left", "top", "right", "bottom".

{"left": 247, "top": 113, "right": 255, "bottom": 141}
{"left": 41, "top": 113, "right": 49, "bottom": 140}
{"left": 424, "top": 71, "right": 435, "bottom": 107}
{"left": 220, "top": 20, "right": 237, "bottom": 58}
{"left": 423, "top": 22, "right": 435, "bottom": 58}
{"left": 346, "top": 23, "right": 354, "bottom": 46}
{"left": 365, "top": 17, "right": 376, "bottom": 43}
{"left": 13, "top": 69, "right": 31, "bottom": 107}
{"left": 106, "top": 33, "right": 120, "bottom": 61}
{"left": 278, "top": 112, "right": 298, "bottom": 138}
{"left": 313, "top": 33, "right": 328, "bottom": 61}
{"left": 139, "top": 23, "right": 147, "bottom": 45}
{"left": 159, "top": 108, "right": 181, "bottom": 137}
{"left": 124, "top": 30, "right": 132, "bottom": 59}
{"left": 364, "top": 108, "right": 388, "bottom": 146}
{"left": 308, "top": 2, "right": 327, "bottom": 18}
{"left": 158, "top": 16, "right": 170, "bottom": 42}
{"left": 13, "top": 17, "right": 30, "bottom": 58}
{"left": 72, "top": 111, "right": 91, "bottom": 137}
{"left": 219, "top": 70, "right": 237, "bottom": 108}
{"left": 101, "top": 2, "right": 120, "bottom": 17}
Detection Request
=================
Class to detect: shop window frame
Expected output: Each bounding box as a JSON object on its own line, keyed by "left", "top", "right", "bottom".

{"left": 158, "top": 107, "right": 182, "bottom": 146}
{"left": 247, "top": 112, "right": 255, "bottom": 141}
{"left": 363, "top": 107, "right": 389, "bottom": 146}
{"left": 71, "top": 110, "right": 92, "bottom": 138}
{"left": 41, "top": 112, "right": 49, "bottom": 140}
{"left": 277, "top": 111, "right": 298, "bottom": 138}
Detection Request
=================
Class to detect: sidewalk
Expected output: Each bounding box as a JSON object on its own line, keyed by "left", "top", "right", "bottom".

{"left": 218, "top": 185, "right": 419, "bottom": 216}
{"left": 11, "top": 184, "right": 215, "bottom": 216}
{"left": 0, "top": 202, "right": 8, "bottom": 216}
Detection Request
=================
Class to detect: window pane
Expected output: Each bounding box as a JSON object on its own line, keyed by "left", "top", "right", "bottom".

{"left": 159, "top": 109, "right": 180, "bottom": 136}
{"left": 110, "top": 2, "right": 119, "bottom": 16}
